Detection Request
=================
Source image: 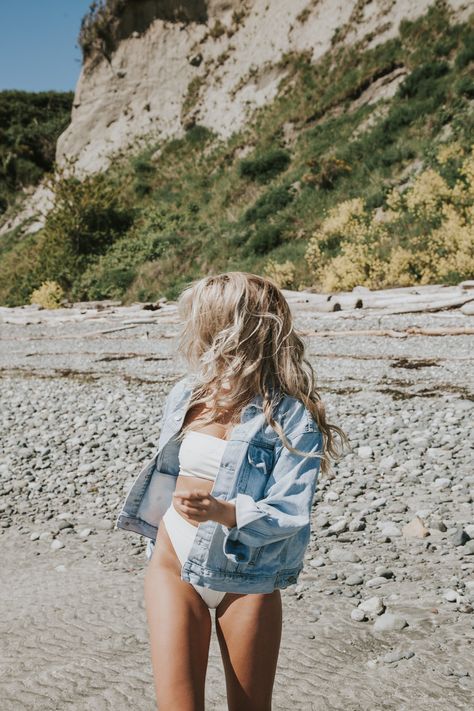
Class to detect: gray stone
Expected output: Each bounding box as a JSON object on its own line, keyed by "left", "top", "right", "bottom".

{"left": 383, "top": 648, "right": 415, "bottom": 663}
{"left": 309, "top": 557, "right": 325, "bottom": 568}
{"left": 345, "top": 574, "right": 364, "bottom": 586}
{"left": 329, "top": 548, "right": 362, "bottom": 564}
{"left": 379, "top": 521, "right": 402, "bottom": 538}
{"left": 366, "top": 576, "right": 390, "bottom": 588}
{"left": 359, "top": 596, "right": 385, "bottom": 617}
{"left": 444, "top": 589, "right": 459, "bottom": 602}
{"left": 373, "top": 613, "right": 408, "bottom": 632}
{"left": 451, "top": 528, "right": 470, "bottom": 546}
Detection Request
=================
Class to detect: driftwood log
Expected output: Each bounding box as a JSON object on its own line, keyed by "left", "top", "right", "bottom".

{"left": 300, "top": 326, "right": 474, "bottom": 338}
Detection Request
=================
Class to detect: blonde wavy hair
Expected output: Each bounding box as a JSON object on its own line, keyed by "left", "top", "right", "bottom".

{"left": 174, "top": 271, "right": 349, "bottom": 476}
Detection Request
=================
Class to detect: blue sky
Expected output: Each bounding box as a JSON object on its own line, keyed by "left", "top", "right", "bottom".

{"left": 0, "top": 0, "right": 93, "bottom": 92}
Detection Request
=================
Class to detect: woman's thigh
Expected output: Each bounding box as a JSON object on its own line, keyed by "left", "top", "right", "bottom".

{"left": 215, "top": 589, "right": 283, "bottom": 711}
{"left": 144, "top": 520, "right": 212, "bottom": 711}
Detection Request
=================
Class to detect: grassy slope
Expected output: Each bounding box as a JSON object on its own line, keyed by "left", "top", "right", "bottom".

{"left": 0, "top": 2, "right": 473, "bottom": 306}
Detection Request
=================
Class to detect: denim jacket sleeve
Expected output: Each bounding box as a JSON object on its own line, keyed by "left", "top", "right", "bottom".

{"left": 220, "top": 425, "right": 323, "bottom": 564}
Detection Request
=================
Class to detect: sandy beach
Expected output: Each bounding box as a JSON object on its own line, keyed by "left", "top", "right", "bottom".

{"left": 1, "top": 287, "right": 473, "bottom": 710}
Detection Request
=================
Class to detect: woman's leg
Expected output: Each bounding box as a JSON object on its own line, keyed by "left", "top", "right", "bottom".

{"left": 215, "top": 590, "right": 283, "bottom": 711}
{"left": 144, "top": 519, "right": 212, "bottom": 711}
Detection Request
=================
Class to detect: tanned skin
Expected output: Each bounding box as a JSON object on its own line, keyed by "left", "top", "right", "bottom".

{"left": 144, "top": 399, "right": 282, "bottom": 711}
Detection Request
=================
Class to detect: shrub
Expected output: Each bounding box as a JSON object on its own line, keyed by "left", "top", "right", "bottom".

{"left": 456, "top": 77, "right": 474, "bottom": 99}
{"left": 209, "top": 19, "right": 226, "bottom": 39}
{"left": 305, "top": 144, "right": 474, "bottom": 291}
{"left": 238, "top": 148, "right": 291, "bottom": 183}
{"left": 247, "top": 224, "right": 283, "bottom": 254}
{"left": 0, "top": 90, "right": 73, "bottom": 213}
{"left": 434, "top": 37, "right": 457, "bottom": 57}
{"left": 78, "top": 0, "right": 126, "bottom": 61}
{"left": 455, "top": 37, "right": 474, "bottom": 69}
{"left": 44, "top": 169, "right": 135, "bottom": 258}
{"left": 263, "top": 259, "right": 295, "bottom": 288}
{"left": 243, "top": 185, "right": 294, "bottom": 223}
{"left": 30, "top": 280, "right": 65, "bottom": 309}
{"left": 397, "top": 61, "right": 450, "bottom": 100}
{"left": 305, "top": 156, "right": 351, "bottom": 189}
{"left": 182, "top": 76, "right": 206, "bottom": 117}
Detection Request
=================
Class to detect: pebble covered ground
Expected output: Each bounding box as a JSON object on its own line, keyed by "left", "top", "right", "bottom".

{"left": 0, "top": 294, "right": 473, "bottom": 710}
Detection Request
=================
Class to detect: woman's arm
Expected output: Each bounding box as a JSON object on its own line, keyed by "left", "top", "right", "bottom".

{"left": 218, "top": 427, "right": 323, "bottom": 563}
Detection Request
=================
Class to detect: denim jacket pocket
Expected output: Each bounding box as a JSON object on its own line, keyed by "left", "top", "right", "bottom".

{"left": 239, "top": 441, "right": 274, "bottom": 499}
{"left": 246, "top": 544, "right": 264, "bottom": 567}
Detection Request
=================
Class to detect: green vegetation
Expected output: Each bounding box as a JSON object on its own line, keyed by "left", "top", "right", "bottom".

{"left": 0, "top": 90, "right": 73, "bottom": 214}
{"left": 1, "top": 2, "right": 473, "bottom": 305}
{"left": 238, "top": 148, "right": 291, "bottom": 183}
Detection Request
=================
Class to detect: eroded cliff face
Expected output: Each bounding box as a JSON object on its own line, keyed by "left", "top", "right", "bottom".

{"left": 0, "top": 0, "right": 469, "bottom": 239}
{"left": 56, "top": 0, "right": 471, "bottom": 175}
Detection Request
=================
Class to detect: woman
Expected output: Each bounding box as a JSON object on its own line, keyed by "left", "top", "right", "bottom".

{"left": 116, "top": 271, "right": 348, "bottom": 710}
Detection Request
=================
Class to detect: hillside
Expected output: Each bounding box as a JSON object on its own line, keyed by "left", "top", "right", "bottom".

{"left": 0, "top": 90, "right": 73, "bottom": 215}
{"left": 0, "top": 1, "right": 473, "bottom": 306}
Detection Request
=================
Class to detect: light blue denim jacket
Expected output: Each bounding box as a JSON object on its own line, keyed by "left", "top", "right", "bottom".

{"left": 115, "top": 375, "right": 323, "bottom": 593}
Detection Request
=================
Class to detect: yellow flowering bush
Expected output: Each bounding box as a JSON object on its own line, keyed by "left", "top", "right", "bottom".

{"left": 404, "top": 168, "right": 451, "bottom": 217}
{"left": 30, "top": 281, "right": 65, "bottom": 309}
{"left": 263, "top": 259, "right": 296, "bottom": 288}
{"left": 305, "top": 143, "right": 474, "bottom": 291}
{"left": 436, "top": 141, "right": 463, "bottom": 165}
{"left": 306, "top": 198, "right": 388, "bottom": 291}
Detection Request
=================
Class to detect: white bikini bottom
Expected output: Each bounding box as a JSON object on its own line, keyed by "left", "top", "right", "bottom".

{"left": 156, "top": 502, "right": 227, "bottom": 610}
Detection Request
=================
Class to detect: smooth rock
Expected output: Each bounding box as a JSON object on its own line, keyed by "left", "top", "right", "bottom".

{"left": 366, "top": 576, "right": 389, "bottom": 588}
{"left": 444, "top": 589, "right": 459, "bottom": 602}
{"left": 383, "top": 648, "right": 415, "bottom": 663}
{"left": 379, "top": 521, "right": 402, "bottom": 538}
{"left": 329, "top": 548, "right": 362, "bottom": 564}
{"left": 451, "top": 528, "right": 470, "bottom": 546}
{"left": 359, "top": 596, "right": 385, "bottom": 617}
{"left": 402, "top": 516, "right": 430, "bottom": 539}
{"left": 345, "top": 574, "right": 364, "bottom": 586}
{"left": 373, "top": 613, "right": 408, "bottom": 632}
{"left": 351, "top": 608, "right": 366, "bottom": 622}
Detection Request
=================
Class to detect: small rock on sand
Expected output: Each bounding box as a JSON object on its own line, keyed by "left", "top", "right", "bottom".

{"left": 402, "top": 516, "right": 429, "bottom": 538}
{"left": 329, "top": 548, "right": 362, "bottom": 563}
{"left": 359, "top": 596, "right": 385, "bottom": 617}
{"left": 373, "top": 613, "right": 408, "bottom": 632}
{"left": 383, "top": 648, "right": 415, "bottom": 663}
{"left": 351, "top": 608, "right": 366, "bottom": 622}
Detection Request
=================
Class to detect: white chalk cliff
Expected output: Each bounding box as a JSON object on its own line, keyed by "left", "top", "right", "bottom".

{"left": 1, "top": 0, "right": 469, "bottom": 239}
{"left": 56, "top": 0, "right": 471, "bottom": 175}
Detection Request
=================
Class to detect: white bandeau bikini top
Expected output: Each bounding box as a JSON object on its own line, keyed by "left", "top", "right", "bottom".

{"left": 178, "top": 430, "right": 228, "bottom": 481}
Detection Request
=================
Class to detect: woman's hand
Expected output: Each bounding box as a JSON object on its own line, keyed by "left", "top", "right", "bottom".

{"left": 173, "top": 489, "right": 237, "bottom": 528}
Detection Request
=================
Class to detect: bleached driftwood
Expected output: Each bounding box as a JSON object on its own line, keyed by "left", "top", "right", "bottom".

{"left": 300, "top": 326, "right": 474, "bottom": 338}
{"left": 282, "top": 285, "right": 474, "bottom": 313}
